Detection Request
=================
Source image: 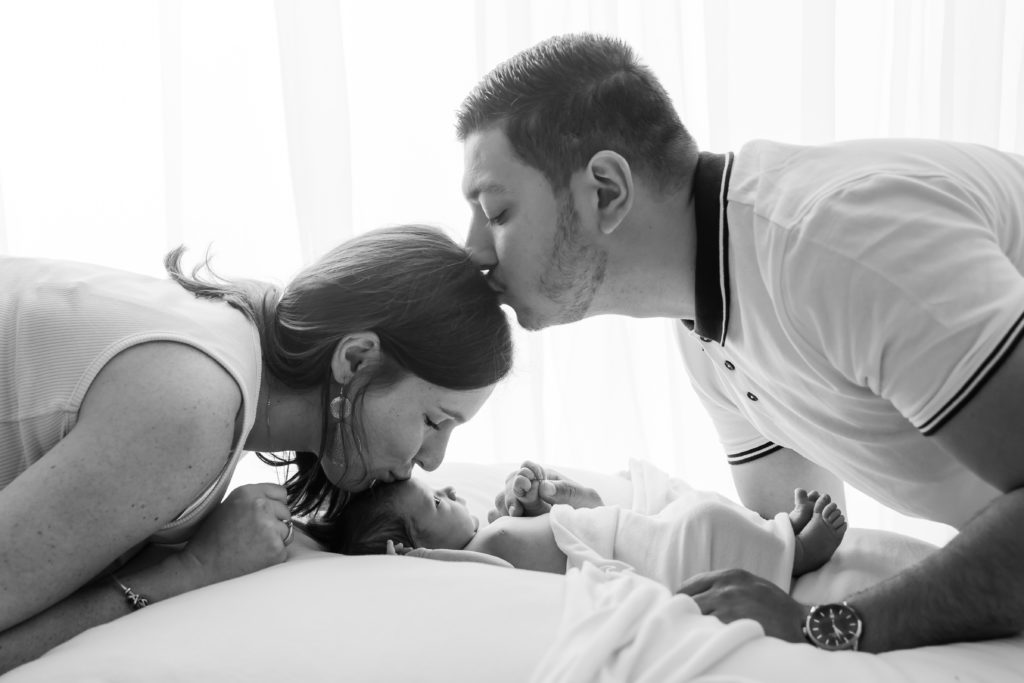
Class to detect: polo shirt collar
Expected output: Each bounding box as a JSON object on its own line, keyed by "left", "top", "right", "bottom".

{"left": 683, "top": 150, "right": 734, "bottom": 346}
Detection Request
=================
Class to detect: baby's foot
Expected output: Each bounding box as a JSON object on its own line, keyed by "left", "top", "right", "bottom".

{"left": 791, "top": 493, "right": 847, "bottom": 576}
{"left": 788, "top": 488, "right": 818, "bottom": 533}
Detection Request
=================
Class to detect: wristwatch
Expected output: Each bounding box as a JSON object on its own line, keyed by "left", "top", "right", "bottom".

{"left": 803, "top": 601, "right": 862, "bottom": 651}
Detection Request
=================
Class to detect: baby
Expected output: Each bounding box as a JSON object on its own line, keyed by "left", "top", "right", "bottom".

{"left": 315, "top": 470, "right": 848, "bottom": 586}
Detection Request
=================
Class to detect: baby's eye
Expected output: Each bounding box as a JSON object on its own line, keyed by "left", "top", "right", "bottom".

{"left": 433, "top": 496, "right": 441, "bottom": 508}
{"left": 424, "top": 416, "right": 440, "bottom": 431}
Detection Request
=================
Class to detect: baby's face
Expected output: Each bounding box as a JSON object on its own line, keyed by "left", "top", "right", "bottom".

{"left": 393, "top": 478, "right": 479, "bottom": 550}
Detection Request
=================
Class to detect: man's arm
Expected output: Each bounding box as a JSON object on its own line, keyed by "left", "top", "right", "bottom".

{"left": 848, "top": 336, "right": 1024, "bottom": 650}
{"left": 732, "top": 447, "right": 846, "bottom": 519}
{"left": 681, "top": 340, "right": 1024, "bottom": 651}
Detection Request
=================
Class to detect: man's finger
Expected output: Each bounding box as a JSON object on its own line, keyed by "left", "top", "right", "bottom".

{"left": 538, "top": 480, "right": 564, "bottom": 502}
{"left": 676, "top": 570, "right": 723, "bottom": 596}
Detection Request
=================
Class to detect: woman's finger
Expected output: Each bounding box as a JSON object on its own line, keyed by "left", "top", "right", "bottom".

{"left": 266, "top": 500, "right": 291, "bottom": 523}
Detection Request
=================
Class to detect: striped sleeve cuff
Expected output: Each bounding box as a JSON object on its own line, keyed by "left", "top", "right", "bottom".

{"left": 726, "top": 442, "right": 783, "bottom": 465}
{"left": 917, "top": 310, "right": 1024, "bottom": 436}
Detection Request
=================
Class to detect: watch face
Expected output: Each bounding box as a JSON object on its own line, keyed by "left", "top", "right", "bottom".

{"left": 806, "top": 603, "right": 861, "bottom": 650}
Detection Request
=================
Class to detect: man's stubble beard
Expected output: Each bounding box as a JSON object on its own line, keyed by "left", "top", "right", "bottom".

{"left": 527, "top": 195, "right": 607, "bottom": 331}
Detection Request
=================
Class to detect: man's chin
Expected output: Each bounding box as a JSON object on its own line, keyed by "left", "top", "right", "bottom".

{"left": 511, "top": 303, "right": 587, "bottom": 331}
{"left": 512, "top": 306, "right": 553, "bottom": 331}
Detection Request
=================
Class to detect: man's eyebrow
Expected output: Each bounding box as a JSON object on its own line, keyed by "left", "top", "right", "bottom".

{"left": 465, "top": 181, "right": 508, "bottom": 201}
{"left": 441, "top": 406, "right": 467, "bottom": 423}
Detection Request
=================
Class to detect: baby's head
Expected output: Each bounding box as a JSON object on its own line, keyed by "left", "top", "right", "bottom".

{"left": 320, "top": 478, "right": 479, "bottom": 555}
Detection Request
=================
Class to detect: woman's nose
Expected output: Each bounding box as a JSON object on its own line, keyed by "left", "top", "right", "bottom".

{"left": 415, "top": 443, "right": 445, "bottom": 472}
{"left": 415, "top": 429, "right": 451, "bottom": 472}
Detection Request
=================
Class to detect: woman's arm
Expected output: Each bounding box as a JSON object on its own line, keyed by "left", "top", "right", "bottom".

{"left": 0, "top": 482, "right": 292, "bottom": 673}
{"left": 0, "top": 343, "right": 274, "bottom": 642}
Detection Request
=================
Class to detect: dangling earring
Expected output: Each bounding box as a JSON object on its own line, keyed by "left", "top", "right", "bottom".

{"left": 325, "top": 384, "right": 352, "bottom": 476}
{"left": 329, "top": 385, "right": 352, "bottom": 421}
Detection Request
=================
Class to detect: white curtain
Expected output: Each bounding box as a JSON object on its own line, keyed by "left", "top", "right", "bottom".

{"left": 2, "top": 0, "right": 1021, "bottom": 546}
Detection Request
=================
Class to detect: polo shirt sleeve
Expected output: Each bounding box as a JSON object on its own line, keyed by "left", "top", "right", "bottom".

{"left": 778, "top": 173, "right": 1024, "bottom": 435}
{"left": 675, "top": 324, "right": 783, "bottom": 463}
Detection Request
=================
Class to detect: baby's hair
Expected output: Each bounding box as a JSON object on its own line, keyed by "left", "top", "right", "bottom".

{"left": 303, "top": 481, "right": 414, "bottom": 555}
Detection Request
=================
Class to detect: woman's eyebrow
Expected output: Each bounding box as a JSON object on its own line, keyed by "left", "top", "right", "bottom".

{"left": 441, "top": 406, "right": 467, "bottom": 423}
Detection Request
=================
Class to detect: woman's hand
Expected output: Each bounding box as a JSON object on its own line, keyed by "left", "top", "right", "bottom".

{"left": 488, "top": 460, "right": 604, "bottom": 521}
{"left": 386, "top": 540, "right": 514, "bottom": 568}
{"left": 181, "top": 483, "right": 293, "bottom": 586}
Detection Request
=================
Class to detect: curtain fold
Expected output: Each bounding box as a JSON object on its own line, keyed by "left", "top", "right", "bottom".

{"left": 274, "top": 0, "right": 354, "bottom": 263}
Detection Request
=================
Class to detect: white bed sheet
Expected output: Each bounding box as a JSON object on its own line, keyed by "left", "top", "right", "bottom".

{"left": 4, "top": 462, "right": 1022, "bottom": 682}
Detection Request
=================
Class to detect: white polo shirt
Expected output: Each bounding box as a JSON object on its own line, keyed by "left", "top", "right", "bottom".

{"left": 678, "top": 139, "right": 1024, "bottom": 529}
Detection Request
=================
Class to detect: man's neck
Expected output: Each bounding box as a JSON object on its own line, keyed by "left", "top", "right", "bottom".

{"left": 590, "top": 190, "right": 698, "bottom": 321}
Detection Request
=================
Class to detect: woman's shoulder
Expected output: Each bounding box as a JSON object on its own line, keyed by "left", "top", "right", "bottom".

{"left": 83, "top": 341, "right": 243, "bottom": 434}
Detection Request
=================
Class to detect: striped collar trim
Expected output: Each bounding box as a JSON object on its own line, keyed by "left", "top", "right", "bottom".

{"left": 682, "top": 151, "right": 734, "bottom": 345}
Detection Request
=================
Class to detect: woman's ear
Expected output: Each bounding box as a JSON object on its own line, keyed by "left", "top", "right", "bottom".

{"left": 329, "top": 332, "right": 381, "bottom": 385}
{"left": 582, "top": 150, "right": 634, "bottom": 236}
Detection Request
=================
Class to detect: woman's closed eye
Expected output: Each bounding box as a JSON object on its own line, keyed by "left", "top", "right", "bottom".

{"left": 486, "top": 211, "right": 507, "bottom": 227}
{"left": 424, "top": 416, "right": 440, "bottom": 431}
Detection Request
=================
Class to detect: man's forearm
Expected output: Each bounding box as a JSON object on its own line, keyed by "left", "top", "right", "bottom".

{"left": 852, "top": 487, "right": 1024, "bottom": 651}
{"left": 0, "top": 550, "right": 205, "bottom": 674}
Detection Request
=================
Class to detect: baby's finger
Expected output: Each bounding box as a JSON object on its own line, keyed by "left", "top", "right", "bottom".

{"left": 513, "top": 474, "right": 539, "bottom": 500}
{"left": 518, "top": 460, "right": 546, "bottom": 480}
{"left": 386, "top": 540, "right": 397, "bottom": 555}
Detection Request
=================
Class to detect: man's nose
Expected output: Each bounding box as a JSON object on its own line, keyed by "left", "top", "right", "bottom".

{"left": 465, "top": 220, "right": 497, "bottom": 268}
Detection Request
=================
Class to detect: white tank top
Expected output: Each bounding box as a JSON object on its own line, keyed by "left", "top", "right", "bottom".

{"left": 0, "top": 255, "right": 262, "bottom": 544}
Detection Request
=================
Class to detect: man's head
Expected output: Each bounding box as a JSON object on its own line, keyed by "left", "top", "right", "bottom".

{"left": 457, "top": 33, "right": 698, "bottom": 330}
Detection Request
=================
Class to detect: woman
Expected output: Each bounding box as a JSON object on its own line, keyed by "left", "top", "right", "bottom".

{"left": 0, "top": 225, "right": 512, "bottom": 671}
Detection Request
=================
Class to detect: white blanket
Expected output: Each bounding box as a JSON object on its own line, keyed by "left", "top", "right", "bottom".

{"left": 548, "top": 460, "right": 796, "bottom": 592}
{"left": 533, "top": 462, "right": 1024, "bottom": 682}
{"left": 531, "top": 564, "right": 1024, "bottom": 683}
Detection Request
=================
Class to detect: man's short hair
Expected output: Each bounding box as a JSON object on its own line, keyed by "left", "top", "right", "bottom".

{"left": 456, "top": 33, "right": 699, "bottom": 194}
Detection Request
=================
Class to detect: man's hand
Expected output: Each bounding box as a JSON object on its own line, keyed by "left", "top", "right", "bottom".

{"left": 488, "top": 460, "right": 604, "bottom": 522}
{"left": 676, "top": 568, "right": 807, "bottom": 643}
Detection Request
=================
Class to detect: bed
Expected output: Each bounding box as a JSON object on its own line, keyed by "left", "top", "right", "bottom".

{"left": 4, "top": 461, "right": 1023, "bottom": 682}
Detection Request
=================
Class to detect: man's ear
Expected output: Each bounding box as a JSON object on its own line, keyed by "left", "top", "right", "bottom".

{"left": 582, "top": 150, "right": 634, "bottom": 236}
{"left": 329, "top": 332, "right": 381, "bottom": 384}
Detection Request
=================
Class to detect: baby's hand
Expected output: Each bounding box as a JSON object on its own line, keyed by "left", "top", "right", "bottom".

{"left": 386, "top": 540, "right": 512, "bottom": 568}
{"left": 509, "top": 461, "right": 545, "bottom": 516}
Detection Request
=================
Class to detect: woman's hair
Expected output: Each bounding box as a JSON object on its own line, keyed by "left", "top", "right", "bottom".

{"left": 456, "top": 32, "right": 698, "bottom": 195}
{"left": 301, "top": 483, "right": 413, "bottom": 555}
{"left": 165, "top": 225, "right": 513, "bottom": 523}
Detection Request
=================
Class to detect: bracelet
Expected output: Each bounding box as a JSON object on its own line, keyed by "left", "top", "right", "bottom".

{"left": 111, "top": 575, "right": 150, "bottom": 610}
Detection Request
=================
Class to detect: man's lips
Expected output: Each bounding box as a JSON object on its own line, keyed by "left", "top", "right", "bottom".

{"left": 483, "top": 269, "right": 504, "bottom": 294}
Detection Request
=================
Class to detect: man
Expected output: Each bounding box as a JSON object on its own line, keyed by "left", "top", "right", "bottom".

{"left": 458, "top": 33, "right": 1024, "bottom": 653}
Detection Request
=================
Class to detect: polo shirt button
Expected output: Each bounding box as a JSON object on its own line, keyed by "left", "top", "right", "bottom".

{"left": 699, "top": 336, "right": 712, "bottom": 343}
{"left": 746, "top": 392, "right": 758, "bottom": 401}
{"left": 724, "top": 360, "right": 735, "bottom": 370}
